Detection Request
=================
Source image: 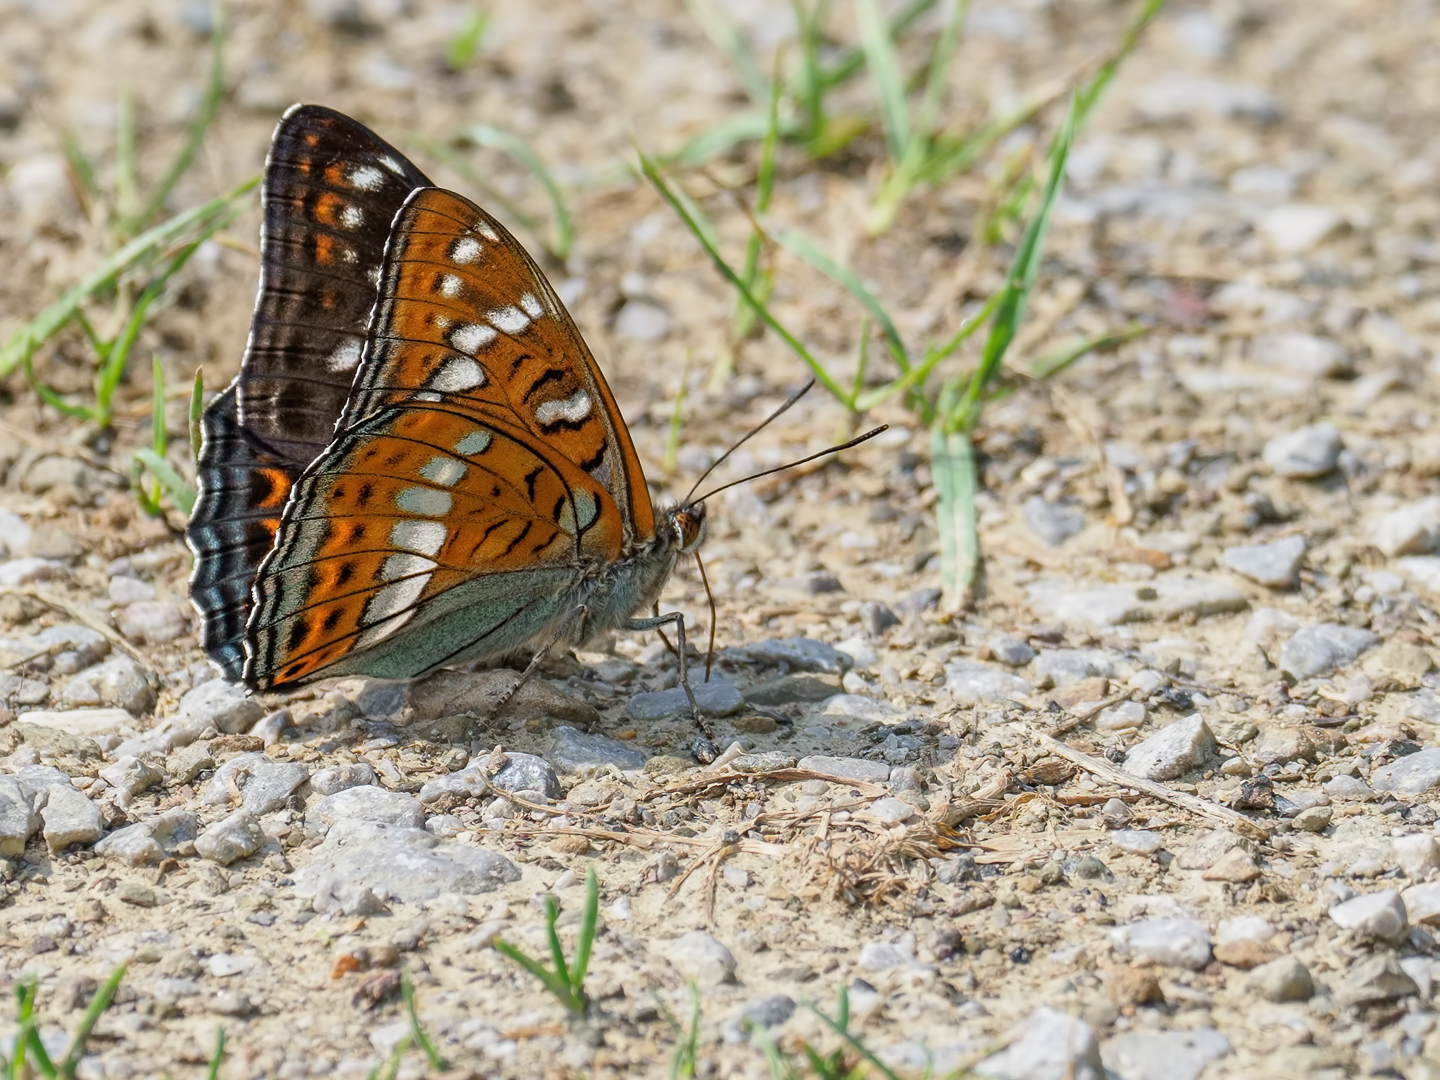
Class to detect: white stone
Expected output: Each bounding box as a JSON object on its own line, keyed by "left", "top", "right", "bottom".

{"left": 1122, "top": 714, "right": 1218, "bottom": 781}
{"left": 1394, "top": 834, "right": 1440, "bottom": 879}
{"left": 1370, "top": 498, "right": 1440, "bottom": 557}
{"left": 1329, "top": 889, "right": 1408, "bottom": 943}
{"left": 1110, "top": 917, "right": 1211, "bottom": 969}
{"left": 975, "top": 1006, "right": 1103, "bottom": 1080}
{"left": 1258, "top": 205, "right": 1343, "bottom": 255}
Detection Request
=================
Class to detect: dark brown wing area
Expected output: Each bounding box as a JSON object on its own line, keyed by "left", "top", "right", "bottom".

{"left": 186, "top": 104, "right": 430, "bottom": 678}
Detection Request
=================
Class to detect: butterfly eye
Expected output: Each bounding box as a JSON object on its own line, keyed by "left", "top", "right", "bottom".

{"left": 672, "top": 507, "right": 706, "bottom": 553}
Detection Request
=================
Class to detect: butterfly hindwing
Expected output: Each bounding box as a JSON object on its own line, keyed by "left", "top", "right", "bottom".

{"left": 245, "top": 405, "right": 620, "bottom": 687}
{"left": 187, "top": 105, "right": 429, "bottom": 675}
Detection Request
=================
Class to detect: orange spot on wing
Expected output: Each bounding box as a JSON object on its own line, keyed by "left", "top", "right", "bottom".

{"left": 314, "top": 233, "right": 335, "bottom": 266}
{"left": 312, "top": 191, "right": 342, "bottom": 227}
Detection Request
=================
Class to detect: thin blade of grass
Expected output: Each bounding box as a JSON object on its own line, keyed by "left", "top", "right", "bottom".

{"left": 570, "top": 866, "right": 599, "bottom": 990}
{"left": 96, "top": 231, "right": 218, "bottom": 427}
{"left": 1028, "top": 324, "right": 1146, "bottom": 380}
{"left": 808, "top": 989, "right": 903, "bottom": 1080}
{"left": 60, "top": 965, "right": 127, "bottom": 1078}
{"left": 640, "top": 150, "right": 849, "bottom": 402}
{"left": 126, "top": 6, "right": 227, "bottom": 232}
{"left": 150, "top": 356, "right": 167, "bottom": 456}
{"left": 668, "top": 110, "right": 786, "bottom": 168}
{"left": 853, "top": 290, "right": 1002, "bottom": 414}
{"left": 855, "top": 0, "right": 911, "bottom": 161}
{"left": 205, "top": 1028, "right": 226, "bottom": 1080}
{"left": 916, "top": 0, "right": 968, "bottom": 137}
{"left": 189, "top": 367, "right": 205, "bottom": 461}
{"left": 932, "top": 408, "right": 979, "bottom": 610}
{"left": 0, "top": 176, "right": 259, "bottom": 378}
{"left": 131, "top": 448, "right": 194, "bottom": 516}
{"left": 457, "top": 125, "right": 573, "bottom": 260}
{"left": 115, "top": 88, "right": 138, "bottom": 226}
{"left": 22, "top": 351, "right": 95, "bottom": 422}
{"left": 729, "top": 60, "right": 785, "bottom": 350}
{"left": 790, "top": 0, "right": 828, "bottom": 145}
{"left": 684, "top": 0, "right": 770, "bottom": 105}
{"left": 493, "top": 938, "right": 569, "bottom": 1004}
{"left": 447, "top": 9, "right": 490, "bottom": 69}
{"left": 817, "top": 0, "right": 935, "bottom": 90}
{"left": 401, "top": 969, "right": 445, "bottom": 1071}
{"left": 769, "top": 225, "right": 908, "bottom": 371}
{"left": 669, "top": 985, "right": 702, "bottom": 1080}
{"left": 1075, "top": 0, "right": 1167, "bottom": 124}
{"left": 948, "top": 94, "right": 1076, "bottom": 435}
{"left": 543, "top": 895, "right": 573, "bottom": 996}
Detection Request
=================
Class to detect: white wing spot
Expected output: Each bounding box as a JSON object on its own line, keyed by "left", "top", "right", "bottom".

{"left": 520, "top": 292, "right": 543, "bottom": 319}
{"left": 413, "top": 391, "right": 442, "bottom": 403}
{"left": 389, "top": 520, "right": 446, "bottom": 559}
{"left": 488, "top": 305, "right": 529, "bottom": 334}
{"left": 381, "top": 550, "right": 438, "bottom": 579}
{"left": 449, "top": 323, "right": 497, "bottom": 354}
{"left": 450, "top": 237, "right": 483, "bottom": 265}
{"left": 340, "top": 205, "right": 364, "bottom": 229}
{"left": 380, "top": 155, "right": 406, "bottom": 176}
{"left": 349, "top": 165, "right": 385, "bottom": 191}
{"left": 396, "top": 486, "right": 452, "bottom": 516}
{"left": 367, "top": 266, "right": 381, "bottom": 286}
{"left": 326, "top": 340, "right": 362, "bottom": 372}
{"left": 439, "top": 273, "right": 464, "bottom": 298}
{"left": 573, "top": 488, "right": 598, "bottom": 530}
{"left": 535, "top": 389, "right": 592, "bottom": 426}
{"left": 474, "top": 220, "right": 499, "bottom": 242}
{"left": 419, "top": 456, "right": 466, "bottom": 487}
{"left": 435, "top": 314, "right": 452, "bottom": 329}
{"left": 365, "top": 574, "right": 430, "bottom": 624}
{"left": 356, "top": 610, "right": 413, "bottom": 648}
{"left": 340, "top": 247, "right": 358, "bottom": 264}
{"left": 430, "top": 357, "right": 486, "bottom": 392}
{"left": 453, "top": 430, "right": 492, "bottom": 456}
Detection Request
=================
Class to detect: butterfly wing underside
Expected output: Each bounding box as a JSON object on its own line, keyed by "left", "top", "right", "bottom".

{"left": 186, "top": 104, "right": 429, "bottom": 678}
{"left": 244, "top": 187, "right": 659, "bottom": 688}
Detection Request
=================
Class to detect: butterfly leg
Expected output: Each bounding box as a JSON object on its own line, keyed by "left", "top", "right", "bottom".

{"left": 489, "top": 605, "right": 591, "bottom": 719}
{"left": 625, "top": 611, "right": 719, "bottom": 764}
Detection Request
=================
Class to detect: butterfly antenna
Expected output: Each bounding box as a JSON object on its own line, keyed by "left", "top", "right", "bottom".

{"left": 684, "top": 379, "right": 816, "bottom": 503}
{"left": 691, "top": 424, "right": 889, "bottom": 505}
{"left": 695, "top": 552, "right": 717, "bottom": 683}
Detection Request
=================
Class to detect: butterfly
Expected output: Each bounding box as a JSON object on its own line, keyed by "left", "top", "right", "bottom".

{"left": 186, "top": 105, "right": 715, "bottom": 751}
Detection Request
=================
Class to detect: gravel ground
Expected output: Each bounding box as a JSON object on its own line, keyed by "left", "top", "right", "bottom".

{"left": 5, "top": 1, "right": 1440, "bottom": 1077}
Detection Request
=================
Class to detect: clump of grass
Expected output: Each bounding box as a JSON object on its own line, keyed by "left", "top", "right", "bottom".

{"left": 494, "top": 865, "right": 600, "bottom": 1017}
{"left": 446, "top": 9, "right": 491, "bottom": 70}
{"left": 2, "top": 6, "right": 252, "bottom": 520}
{"left": 4, "top": 966, "right": 127, "bottom": 1079}
{"left": 642, "top": 0, "right": 1164, "bottom": 609}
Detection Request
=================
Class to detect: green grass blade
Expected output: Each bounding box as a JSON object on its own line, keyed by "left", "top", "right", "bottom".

{"left": 639, "top": 151, "right": 848, "bottom": 403}
{"left": 1076, "top": 0, "right": 1167, "bottom": 124}
{"left": 126, "top": 5, "right": 227, "bottom": 232}
{"left": 457, "top": 125, "right": 573, "bottom": 260}
{"left": 790, "top": 0, "right": 830, "bottom": 146}
{"left": 150, "top": 356, "right": 167, "bottom": 457}
{"left": 446, "top": 9, "right": 490, "bottom": 69}
{"left": 684, "top": 0, "right": 770, "bottom": 105}
{"left": 669, "top": 984, "right": 702, "bottom": 1079}
{"left": 855, "top": 0, "right": 911, "bottom": 161}
{"left": 770, "top": 225, "right": 908, "bottom": 371}
{"left": 22, "top": 351, "right": 95, "bottom": 422}
{"left": 948, "top": 95, "right": 1076, "bottom": 435}
{"left": 0, "top": 176, "right": 259, "bottom": 379}
{"left": 933, "top": 409, "right": 978, "bottom": 609}
{"left": 493, "top": 938, "right": 572, "bottom": 1006}
{"left": 818, "top": 0, "right": 935, "bottom": 90}
{"left": 60, "top": 966, "right": 127, "bottom": 1078}
{"left": 808, "top": 988, "right": 902, "bottom": 1080}
{"left": 669, "top": 110, "right": 782, "bottom": 168}
{"left": 917, "top": 0, "right": 968, "bottom": 137}
{"left": 115, "top": 88, "right": 138, "bottom": 226}
{"left": 543, "top": 895, "right": 573, "bottom": 996}
{"left": 189, "top": 367, "right": 205, "bottom": 461}
{"left": 1030, "top": 324, "right": 1146, "bottom": 380}
{"left": 570, "top": 866, "right": 599, "bottom": 990}
{"left": 131, "top": 448, "right": 195, "bottom": 516}
{"left": 95, "top": 229, "right": 219, "bottom": 428}
{"left": 401, "top": 969, "right": 445, "bottom": 1071}
{"left": 205, "top": 1027, "right": 226, "bottom": 1080}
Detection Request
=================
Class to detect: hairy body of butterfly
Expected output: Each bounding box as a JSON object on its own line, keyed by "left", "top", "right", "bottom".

{"left": 187, "top": 106, "right": 714, "bottom": 744}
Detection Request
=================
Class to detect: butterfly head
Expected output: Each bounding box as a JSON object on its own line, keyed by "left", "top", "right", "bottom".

{"left": 665, "top": 502, "right": 707, "bottom": 555}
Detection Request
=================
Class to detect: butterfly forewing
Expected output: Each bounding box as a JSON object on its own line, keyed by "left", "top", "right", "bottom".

{"left": 187, "top": 105, "right": 429, "bottom": 677}
{"left": 339, "top": 187, "right": 657, "bottom": 549}
{"left": 239, "top": 104, "right": 431, "bottom": 457}
{"left": 245, "top": 406, "right": 621, "bottom": 688}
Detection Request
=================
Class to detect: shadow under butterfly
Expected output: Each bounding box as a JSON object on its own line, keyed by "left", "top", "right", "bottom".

{"left": 186, "top": 104, "right": 882, "bottom": 761}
